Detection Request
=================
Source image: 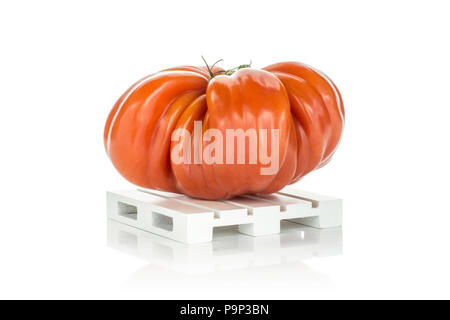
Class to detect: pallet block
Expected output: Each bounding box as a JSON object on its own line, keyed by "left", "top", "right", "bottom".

{"left": 106, "top": 187, "right": 342, "bottom": 244}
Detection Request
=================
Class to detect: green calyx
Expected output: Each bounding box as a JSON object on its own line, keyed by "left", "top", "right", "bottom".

{"left": 201, "top": 56, "right": 252, "bottom": 80}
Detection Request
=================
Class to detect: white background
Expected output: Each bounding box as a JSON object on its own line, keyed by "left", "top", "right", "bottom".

{"left": 1, "top": 0, "right": 449, "bottom": 299}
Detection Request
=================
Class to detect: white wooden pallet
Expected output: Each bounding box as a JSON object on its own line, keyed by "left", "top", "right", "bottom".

{"left": 106, "top": 187, "right": 342, "bottom": 244}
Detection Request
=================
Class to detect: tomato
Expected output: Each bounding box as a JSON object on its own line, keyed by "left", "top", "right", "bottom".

{"left": 104, "top": 61, "right": 344, "bottom": 200}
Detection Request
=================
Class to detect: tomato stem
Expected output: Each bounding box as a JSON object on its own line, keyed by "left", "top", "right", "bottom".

{"left": 201, "top": 56, "right": 252, "bottom": 80}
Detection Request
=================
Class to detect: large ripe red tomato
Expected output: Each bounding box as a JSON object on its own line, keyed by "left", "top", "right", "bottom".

{"left": 104, "top": 60, "right": 344, "bottom": 200}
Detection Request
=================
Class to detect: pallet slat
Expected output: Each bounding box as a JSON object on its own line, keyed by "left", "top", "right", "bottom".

{"left": 138, "top": 188, "right": 249, "bottom": 226}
